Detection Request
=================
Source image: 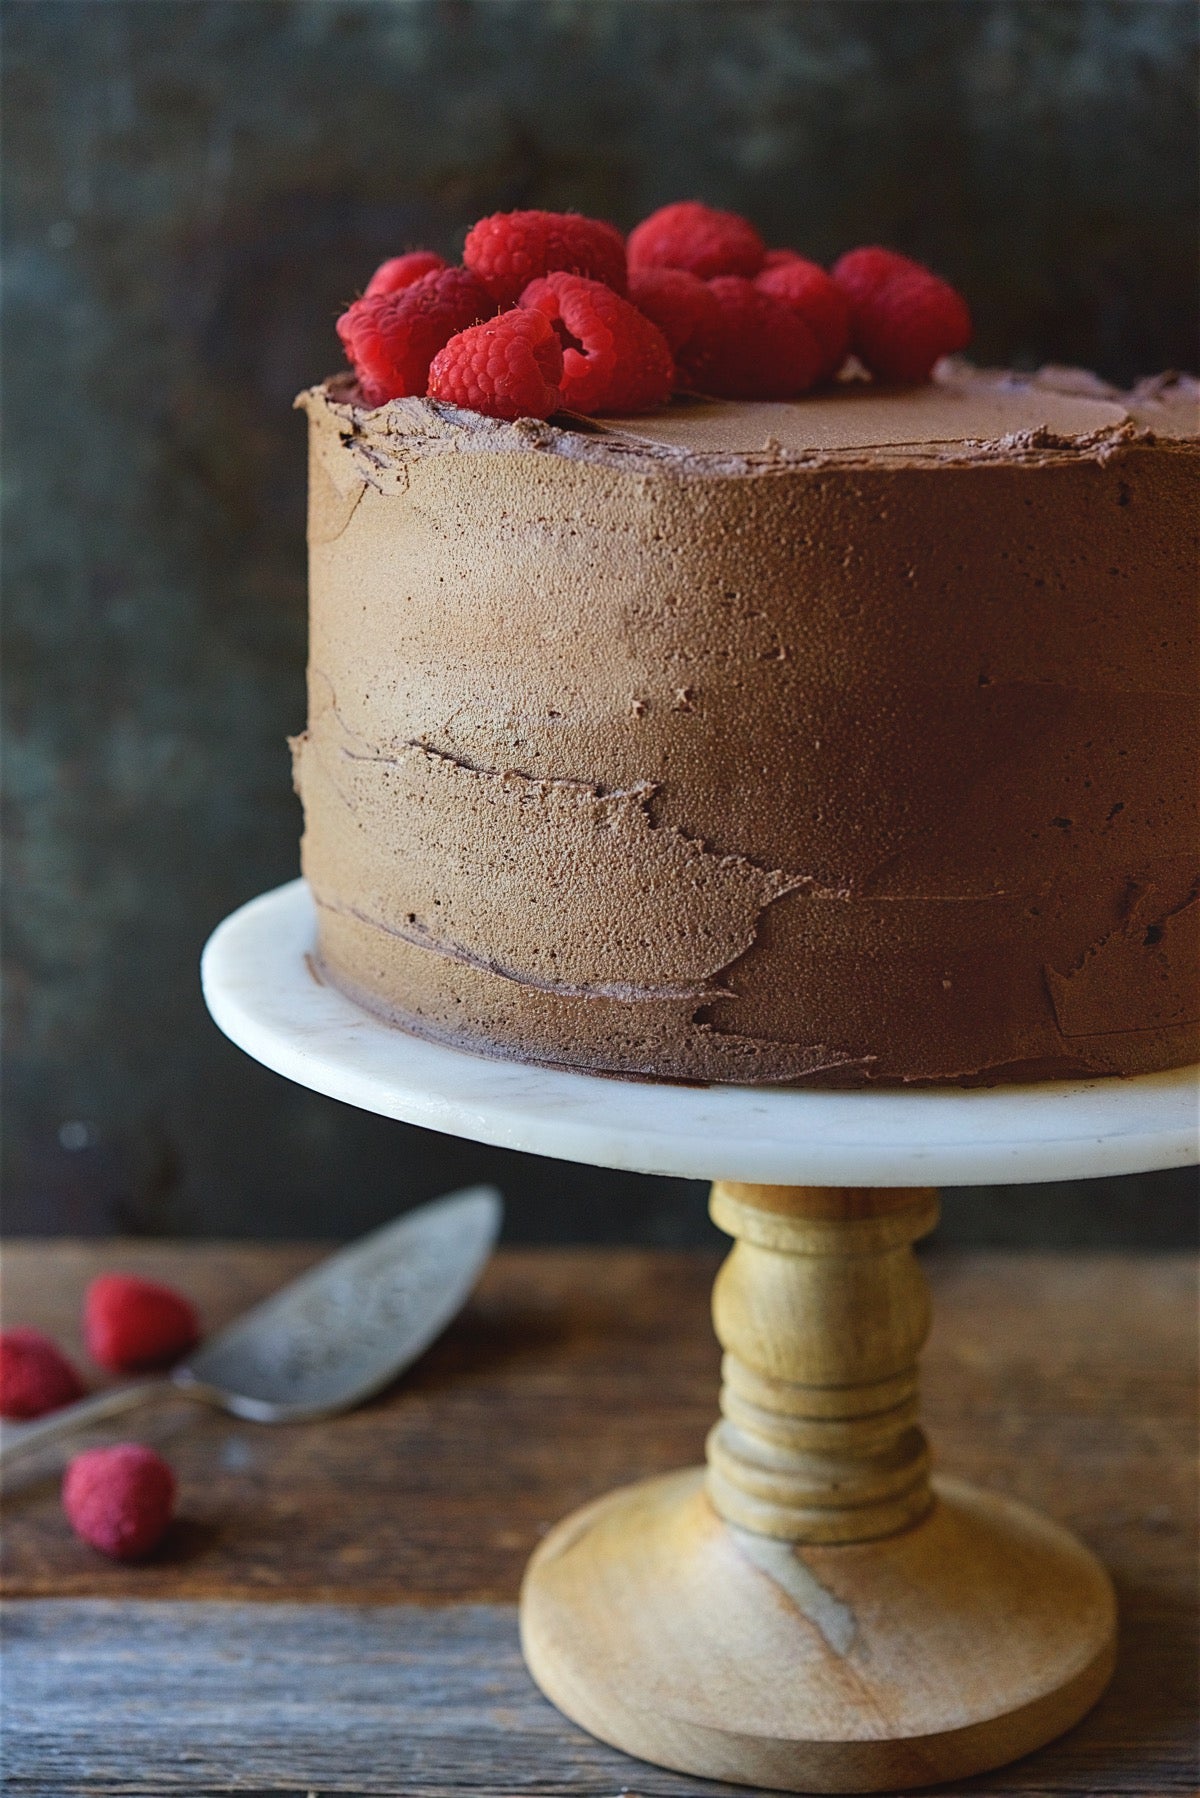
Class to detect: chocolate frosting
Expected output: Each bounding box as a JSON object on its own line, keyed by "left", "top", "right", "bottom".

{"left": 293, "top": 364, "right": 1199, "bottom": 1084}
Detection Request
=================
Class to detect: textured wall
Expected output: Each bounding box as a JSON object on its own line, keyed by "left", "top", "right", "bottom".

{"left": 3, "top": 1, "right": 1197, "bottom": 1243}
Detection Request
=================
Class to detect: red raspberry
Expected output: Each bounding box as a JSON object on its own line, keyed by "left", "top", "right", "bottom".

{"left": 0, "top": 1328, "right": 86, "bottom": 1419}
{"left": 464, "top": 210, "right": 627, "bottom": 307}
{"left": 519, "top": 273, "right": 674, "bottom": 415}
{"left": 336, "top": 268, "right": 495, "bottom": 405}
{"left": 832, "top": 247, "right": 971, "bottom": 383}
{"left": 628, "top": 266, "right": 720, "bottom": 372}
{"left": 680, "top": 277, "right": 823, "bottom": 400}
{"left": 63, "top": 1443, "right": 176, "bottom": 1561}
{"left": 755, "top": 255, "right": 851, "bottom": 380}
{"left": 363, "top": 250, "right": 446, "bottom": 298}
{"left": 84, "top": 1274, "right": 200, "bottom": 1373}
{"left": 428, "top": 308, "right": 563, "bottom": 420}
{"left": 627, "top": 201, "right": 765, "bottom": 280}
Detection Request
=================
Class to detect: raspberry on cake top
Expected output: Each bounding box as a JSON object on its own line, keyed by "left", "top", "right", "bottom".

{"left": 333, "top": 202, "right": 971, "bottom": 418}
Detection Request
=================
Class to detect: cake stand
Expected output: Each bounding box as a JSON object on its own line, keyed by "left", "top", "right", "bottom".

{"left": 202, "top": 879, "right": 1199, "bottom": 1794}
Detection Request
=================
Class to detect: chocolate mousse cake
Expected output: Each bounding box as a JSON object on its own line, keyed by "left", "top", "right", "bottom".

{"left": 291, "top": 364, "right": 1199, "bottom": 1085}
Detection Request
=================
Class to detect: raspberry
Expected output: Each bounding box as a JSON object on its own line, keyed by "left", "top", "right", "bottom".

{"left": 628, "top": 266, "right": 720, "bottom": 371}
{"left": 84, "top": 1274, "right": 200, "bottom": 1374}
{"left": 428, "top": 308, "right": 563, "bottom": 420}
{"left": 464, "top": 210, "right": 627, "bottom": 307}
{"left": 63, "top": 1443, "right": 176, "bottom": 1561}
{"left": 0, "top": 1328, "right": 86, "bottom": 1420}
{"left": 832, "top": 247, "right": 971, "bottom": 383}
{"left": 336, "top": 268, "right": 495, "bottom": 405}
{"left": 363, "top": 250, "right": 446, "bottom": 298}
{"left": 681, "top": 277, "right": 823, "bottom": 400}
{"left": 519, "top": 273, "right": 674, "bottom": 415}
{"left": 627, "top": 201, "right": 765, "bottom": 280}
{"left": 755, "top": 255, "right": 851, "bottom": 380}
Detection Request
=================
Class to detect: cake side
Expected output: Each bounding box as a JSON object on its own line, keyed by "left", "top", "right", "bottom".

{"left": 292, "top": 373, "right": 1200, "bottom": 1084}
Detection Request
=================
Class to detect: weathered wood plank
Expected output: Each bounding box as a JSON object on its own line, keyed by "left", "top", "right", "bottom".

{"left": 0, "top": 1600, "right": 742, "bottom": 1797}
{"left": 1, "top": 1246, "right": 726, "bottom": 1601}
{"left": 1, "top": 1596, "right": 1196, "bottom": 1796}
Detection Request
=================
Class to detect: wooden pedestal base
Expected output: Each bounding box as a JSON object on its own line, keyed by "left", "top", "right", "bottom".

{"left": 520, "top": 1469, "right": 1115, "bottom": 1794}
{"left": 519, "top": 1184, "right": 1117, "bottom": 1792}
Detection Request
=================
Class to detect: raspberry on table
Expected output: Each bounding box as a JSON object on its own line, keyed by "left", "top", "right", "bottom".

{"left": 755, "top": 254, "right": 851, "bottom": 381}
{"left": 428, "top": 307, "right": 564, "bottom": 421}
{"left": 84, "top": 1273, "right": 201, "bottom": 1373}
{"left": 63, "top": 1443, "right": 177, "bottom": 1561}
{"left": 0, "top": 1327, "right": 86, "bottom": 1420}
{"left": 832, "top": 246, "right": 972, "bottom": 383}
{"left": 336, "top": 267, "right": 496, "bottom": 405}
{"left": 628, "top": 266, "right": 721, "bottom": 369}
{"left": 680, "top": 276, "right": 824, "bottom": 400}
{"left": 627, "top": 201, "right": 765, "bottom": 280}
{"left": 519, "top": 272, "right": 674, "bottom": 415}
{"left": 363, "top": 250, "right": 446, "bottom": 298}
{"left": 464, "top": 210, "right": 627, "bottom": 307}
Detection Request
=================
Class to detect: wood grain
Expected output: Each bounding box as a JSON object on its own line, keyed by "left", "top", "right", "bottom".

{"left": 706, "top": 1183, "right": 939, "bottom": 1542}
{"left": 522, "top": 1190, "right": 1117, "bottom": 1790}
{"left": 521, "top": 1471, "right": 1117, "bottom": 1793}
{"left": 1, "top": 1243, "right": 1196, "bottom": 1795}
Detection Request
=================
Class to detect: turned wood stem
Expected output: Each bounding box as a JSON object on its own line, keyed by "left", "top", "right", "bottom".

{"left": 705, "top": 1182, "right": 940, "bottom": 1545}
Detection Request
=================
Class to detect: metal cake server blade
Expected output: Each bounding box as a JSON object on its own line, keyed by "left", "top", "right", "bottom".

{"left": 0, "top": 1185, "right": 502, "bottom": 1464}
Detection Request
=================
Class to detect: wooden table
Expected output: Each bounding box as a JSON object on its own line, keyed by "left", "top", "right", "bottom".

{"left": 1, "top": 1241, "right": 1196, "bottom": 1796}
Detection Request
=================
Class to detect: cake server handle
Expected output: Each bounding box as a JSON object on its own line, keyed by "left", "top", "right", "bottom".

{"left": 0, "top": 1378, "right": 185, "bottom": 1465}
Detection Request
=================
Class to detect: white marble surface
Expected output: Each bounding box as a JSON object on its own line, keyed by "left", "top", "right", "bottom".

{"left": 202, "top": 880, "right": 1199, "bottom": 1188}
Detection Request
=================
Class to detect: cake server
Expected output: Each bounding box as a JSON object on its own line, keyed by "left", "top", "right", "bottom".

{"left": 0, "top": 1185, "right": 502, "bottom": 1464}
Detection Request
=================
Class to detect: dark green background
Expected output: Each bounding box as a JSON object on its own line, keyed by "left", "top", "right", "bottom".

{"left": 3, "top": 1, "right": 1197, "bottom": 1245}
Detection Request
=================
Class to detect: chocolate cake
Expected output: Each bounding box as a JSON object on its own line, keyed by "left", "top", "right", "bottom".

{"left": 292, "top": 363, "right": 1199, "bottom": 1085}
